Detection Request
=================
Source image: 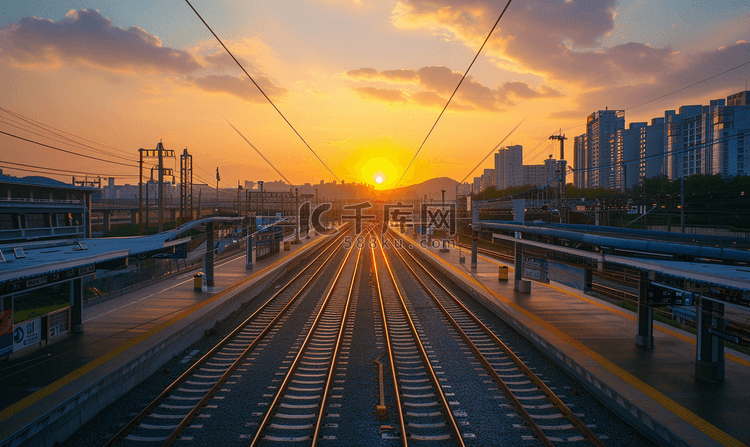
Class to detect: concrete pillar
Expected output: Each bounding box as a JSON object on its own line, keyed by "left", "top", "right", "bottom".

{"left": 204, "top": 220, "right": 214, "bottom": 286}
{"left": 696, "top": 297, "right": 725, "bottom": 382}
{"left": 246, "top": 226, "right": 253, "bottom": 270}
{"left": 131, "top": 210, "right": 137, "bottom": 225}
{"left": 636, "top": 274, "right": 654, "bottom": 349}
{"left": 470, "top": 230, "right": 478, "bottom": 269}
{"left": 514, "top": 241, "right": 524, "bottom": 290}
{"left": 171, "top": 209, "right": 176, "bottom": 222}
{"left": 71, "top": 278, "right": 84, "bottom": 333}
{"left": 103, "top": 210, "right": 111, "bottom": 232}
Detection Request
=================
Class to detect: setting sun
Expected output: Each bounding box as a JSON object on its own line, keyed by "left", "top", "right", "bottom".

{"left": 357, "top": 157, "right": 398, "bottom": 189}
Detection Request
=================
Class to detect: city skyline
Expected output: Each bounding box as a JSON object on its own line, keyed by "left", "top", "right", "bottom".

{"left": 1, "top": 1, "right": 749, "bottom": 190}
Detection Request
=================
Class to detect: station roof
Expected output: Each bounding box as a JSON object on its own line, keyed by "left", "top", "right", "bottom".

{"left": 0, "top": 217, "right": 241, "bottom": 284}
{"left": 0, "top": 174, "right": 99, "bottom": 192}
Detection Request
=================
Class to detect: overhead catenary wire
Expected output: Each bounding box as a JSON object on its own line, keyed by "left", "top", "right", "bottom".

{"left": 0, "top": 117, "right": 138, "bottom": 164}
{"left": 394, "top": 0, "right": 514, "bottom": 188}
{"left": 0, "top": 130, "right": 140, "bottom": 168}
{"left": 460, "top": 118, "right": 525, "bottom": 184}
{"left": 184, "top": 0, "right": 340, "bottom": 183}
{"left": 624, "top": 59, "right": 750, "bottom": 112}
{"left": 0, "top": 107, "right": 137, "bottom": 163}
{"left": 223, "top": 117, "right": 293, "bottom": 186}
{"left": 0, "top": 160, "right": 139, "bottom": 178}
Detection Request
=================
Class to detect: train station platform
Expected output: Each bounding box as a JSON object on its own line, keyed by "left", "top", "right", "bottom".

{"left": 0, "top": 231, "right": 334, "bottom": 447}
{"left": 405, "top": 232, "right": 750, "bottom": 447}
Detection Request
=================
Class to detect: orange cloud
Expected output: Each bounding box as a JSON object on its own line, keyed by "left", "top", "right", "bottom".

{"left": 186, "top": 75, "right": 288, "bottom": 103}
{"left": 352, "top": 86, "right": 408, "bottom": 102}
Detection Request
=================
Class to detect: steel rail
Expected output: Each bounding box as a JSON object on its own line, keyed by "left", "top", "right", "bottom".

{"left": 104, "top": 229, "right": 349, "bottom": 447}
{"left": 250, "top": 232, "right": 361, "bottom": 446}
{"left": 389, "top": 231, "right": 605, "bottom": 446}
{"left": 377, "top": 233, "right": 466, "bottom": 447}
{"left": 370, "top": 229, "right": 408, "bottom": 447}
{"left": 311, "top": 240, "right": 363, "bottom": 444}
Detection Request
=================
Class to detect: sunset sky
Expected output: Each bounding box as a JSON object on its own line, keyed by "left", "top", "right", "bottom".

{"left": 1, "top": 0, "right": 748, "bottom": 190}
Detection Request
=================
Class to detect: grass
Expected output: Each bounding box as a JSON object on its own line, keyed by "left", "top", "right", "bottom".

{"left": 14, "top": 304, "right": 68, "bottom": 324}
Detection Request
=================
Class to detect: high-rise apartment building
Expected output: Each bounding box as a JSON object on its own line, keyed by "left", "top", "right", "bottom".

{"left": 482, "top": 169, "right": 495, "bottom": 191}
{"left": 639, "top": 118, "right": 665, "bottom": 185}
{"left": 585, "top": 109, "right": 625, "bottom": 188}
{"left": 494, "top": 145, "right": 523, "bottom": 189}
{"left": 710, "top": 97, "right": 750, "bottom": 177}
{"left": 613, "top": 122, "right": 646, "bottom": 191}
{"left": 573, "top": 134, "right": 587, "bottom": 188}
{"left": 665, "top": 104, "right": 711, "bottom": 179}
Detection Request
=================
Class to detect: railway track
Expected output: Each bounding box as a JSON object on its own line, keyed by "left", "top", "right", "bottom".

{"left": 104, "top": 229, "right": 351, "bottom": 446}
{"left": 250, "top": 233, "right": 362, "bottom": 444}
{"left": 372, "top": 230, "right": 465, "bottom": 446}
{"left": 85, "top": 227, "right": 652, "bottom": 446}
{"left": 385, "top": 231, "right": 606, "bottom": 446}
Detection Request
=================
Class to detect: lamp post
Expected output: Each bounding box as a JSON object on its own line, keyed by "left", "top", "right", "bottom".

{"left": 258, "top": 181, "right": 264, "bottom": 229}
{"left": 237, "top": 182, "right": 243, "bottom": 216}
{"left": 439, "top": 189, "right": 449, "bottom": 252}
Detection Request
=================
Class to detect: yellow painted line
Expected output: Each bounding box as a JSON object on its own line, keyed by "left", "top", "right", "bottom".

{"left": 0, "top": 236, "right": 328, "bottom": 423}
{"left": 476, "top": 248, "right": 750, "bottom": 369}
{"left": 410, "top": 238, "right": 747, "bottom": 447}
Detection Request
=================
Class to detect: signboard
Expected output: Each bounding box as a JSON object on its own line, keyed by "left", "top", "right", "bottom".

{"left": 522, "top": 256, "right": 548, "bottom": 282}
{"left": 49, "top": 310, "right": 69, "bottom": 339}
{"left": 13, "top": 318, "right": 41, "bottom": 352}
{"left": 645, "top": 286, "right": 694, "bottom": 307}
{"left": 0, "top": 309, "right": 13, "bottom": 357}
{"left": 706, "top": 327, "right": 743, "bottom": 345}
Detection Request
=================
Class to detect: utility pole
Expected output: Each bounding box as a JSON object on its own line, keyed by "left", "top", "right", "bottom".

{"left": 549, "top": 133, "right": 567, "bottom": 223}
{"left": 215, "top": 168, "right": 220, "bottom": 215}
{"left": 180, "top": 148, "right": 193, "bottom": 222}
{"left": 139, "top": 144, "right": 174, "bottom": 233}
{"left": 237, "top": 181, "right": 243, "bottom": 216}
{"left": 258, "top": 181, "right": 264, "bottom": 228}
{"left": 139, "top": 149, "right": 144, "bottom": 234}
{"left": 157, "top": 142, "right": 164, "bottom": 232}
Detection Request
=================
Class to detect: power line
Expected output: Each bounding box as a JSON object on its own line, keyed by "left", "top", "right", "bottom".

{"left": 0, "top": 130, "right": 140, "bottom": 168}
{"left": 523, "top": 123, "right": 584, "bottom": 164}
{"left": 223, "top": 117, "right": 293, "bottom": 186}
{"left": 0, "top": 107, "right": 136, "bottom": 162}
{"left": 394, "top": 0, "right": 514, "bottom": 188}
{"left": 184, "top": 0, "right": 340, "bottom": 183}
{"left": 460, "top": 118, "right": 525, "bottom": 183}
{"left": 624, "top": 59, "right": 750, "bottom": 111}
{"left": 0, "top": 117, "right": 137, "bottom": 164}
{"left": 0, "top": 161, "right": 139, "bottom": 178}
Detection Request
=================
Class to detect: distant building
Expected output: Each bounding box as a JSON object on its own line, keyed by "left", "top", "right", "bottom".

{"left": 0, "top": 174, "right": 97, "bottom": 243}
{"left": 639, "top": 118, "right": 666, "bottom": 185}
{"left": 613, "top": 122, "right": 646, "bottom": 191}
{"left": 573, "top": 134, "right": 587, "bottom": 188}
{"left": 585, "top": 109, "right": 625, "bottom": 188}
{"left": 494, "top": 145, "right": 523, "bottom": 189}
{"left": 481, "top": 169, "right": 495, "bottom": 191}
{"left": 727, "top": 90, "right": 749, "bottom": 106}
{"left": 523, "top": 164, "right": 546, "bottom": 186}
{"left": 710, "top": 95, "right": 750, "bottom": 177}
{"left": 665, "top": 104, "right": 709, "bottom": 179}
{"left": 473, "top": 176, "right": 482, "bottom": 193}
